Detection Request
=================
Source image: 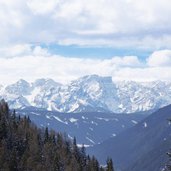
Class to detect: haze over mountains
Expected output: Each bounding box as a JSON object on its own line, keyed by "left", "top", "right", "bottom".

{"left": 0, "top": 75, "right": 171, "bottom": 114}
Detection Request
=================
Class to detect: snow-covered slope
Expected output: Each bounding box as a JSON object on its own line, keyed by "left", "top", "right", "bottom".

{"left": 16, "top": 107, "right": 147, "bottom": 146}
{"left": 1, "top": 75, "right": 171, "bottom": 113}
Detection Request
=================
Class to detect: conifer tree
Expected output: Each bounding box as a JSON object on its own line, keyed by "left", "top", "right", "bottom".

{"left": 106, "top": 158, "right": 114, "bottom": 171}
{"left": 0, "top": 100, "right": 115, "bottom": 171}
{"left": 44, "top": 127, "right": 49, "bottom": 143}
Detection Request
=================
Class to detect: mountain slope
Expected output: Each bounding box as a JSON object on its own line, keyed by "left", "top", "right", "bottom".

{"left": 125, "top": 139, "right": 170, "bottom": 171}
{"left": 88, "top": 105, "right": 171, "bottom": 171}
{"left": 1, "top": 75, "right": 171, "bottom": 113}
{"left": 16, "top": 107, "right": 148, "bottom": 146}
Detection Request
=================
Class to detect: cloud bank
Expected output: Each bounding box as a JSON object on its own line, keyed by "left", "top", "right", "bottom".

{"left": 0, "top": 45, "right": 171, "bottom": 85}
{"left": 0, "top": 1, "right": 170, "bottom": 84}
{"left": 0, "top": 0, "right": 171, "bottom": 49}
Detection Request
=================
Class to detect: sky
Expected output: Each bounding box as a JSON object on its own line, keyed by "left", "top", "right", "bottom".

{"left": 0, "top": 0, "right": 171, "bottom": 85}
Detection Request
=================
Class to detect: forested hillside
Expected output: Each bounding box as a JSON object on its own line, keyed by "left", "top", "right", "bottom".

{"left": 0, "top": 99, "right": 114, "bottom": 171}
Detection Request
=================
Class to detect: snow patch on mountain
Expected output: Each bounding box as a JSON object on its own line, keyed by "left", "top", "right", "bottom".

{"left": 1, "top": 75, "right": 171, "bottom": 113}
{"left": 86, "top": 137, "right": 95, "bottom": 144}
{"left": 143, "top": 122, "right": 148, "bottom": 128}
{"left": 69, "top": 118, "right": 78, "bottom": 123}
{"left": 131, "top": 120, "right": 138, "bottom": 124}
{"left": 53, "top": 116, "right": 68, "bottom": 125}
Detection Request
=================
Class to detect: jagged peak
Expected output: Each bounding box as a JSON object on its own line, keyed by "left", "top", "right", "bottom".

{"left": 1, "top": 75, "right": 171, "bottom": 114}
{"left": 74, "top": 75, "right": 113, "bottom": 84}
{"left": 10, "top": 79, "right": 30, "bottom": 87}
{"left": 32, "top": 78, "right": 61, "bottom": 87}
{"left": 5, "top": 79, "right": 31, "bottom": 91}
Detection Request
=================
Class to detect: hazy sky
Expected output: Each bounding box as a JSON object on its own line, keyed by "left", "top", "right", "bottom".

{"left": 0, "top": 0, "right": 171, "bottom": 85}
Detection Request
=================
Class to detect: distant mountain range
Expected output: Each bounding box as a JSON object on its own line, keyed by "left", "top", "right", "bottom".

{"left": 88, "top": 104, "right": 171, "bottom": 171}
{"left": 1, "top": 75, "right": 171, "bottom": 113}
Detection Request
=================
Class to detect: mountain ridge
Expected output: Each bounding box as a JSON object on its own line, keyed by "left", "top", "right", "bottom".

{"left": 87, "top": 104, "right": 171, "bottom": 171}
{"left": 1, "top": 75, "right": 171, "bottom": 113}
{"left": 16, "top": 107, "right": 147, "bottom": 146}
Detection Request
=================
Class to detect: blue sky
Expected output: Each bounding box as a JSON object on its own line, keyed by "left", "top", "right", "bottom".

{"left": 42, "top": 44, "right": 150, "bottom": 60}
{"left": 0, "top": 0, "right": 171, "bottom": 84}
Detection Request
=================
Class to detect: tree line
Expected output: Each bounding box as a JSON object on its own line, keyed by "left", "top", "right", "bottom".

{"left": 0, "top": 99, "right": 114, "bottom": 171}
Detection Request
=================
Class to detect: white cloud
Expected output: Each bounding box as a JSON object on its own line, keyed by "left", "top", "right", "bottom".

{"left": 0, "top": 46, "right": 171, "bottom": 85}
{"left": 0, "top": 44, "right": 50, "bottom": 58}
{"left": 113, "top": 67, "right": 171, "bottom": 82}
{"left": 0, "top": 0, "right": 171, "bottom": 48}
{"left": 32, "top": 46, "right": 50, "bottom": 56}
{"left": 111, "top": 56, "right": 141, "bottom": 67}
{"left": 147, "top": 50, "right": 171, "bottom": 67}
{"left": 27, "top": 0, "right": 60, "bottom": 15}
{"left": 0, "top": 44, "right": 32, "bottom": 57}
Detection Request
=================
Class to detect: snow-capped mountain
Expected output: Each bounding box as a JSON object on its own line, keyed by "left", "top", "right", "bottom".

{"left": 1, "top": 75, "right": 171, "bottom": 113}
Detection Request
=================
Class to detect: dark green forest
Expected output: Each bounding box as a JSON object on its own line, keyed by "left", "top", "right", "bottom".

{"left": 0, "top": 100, "right": 114, "bottom": 171}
